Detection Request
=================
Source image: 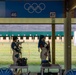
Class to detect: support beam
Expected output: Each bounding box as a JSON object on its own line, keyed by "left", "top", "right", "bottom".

{"left": 64, "top": 11, "right": 71, "bottom": 72}
{"left": 52, "top": 23, "right": 55, "bottom": 64}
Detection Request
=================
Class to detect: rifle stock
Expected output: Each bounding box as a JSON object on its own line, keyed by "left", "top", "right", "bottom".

{"left": 48, "top": 41, "right": 51, "bottom": 62}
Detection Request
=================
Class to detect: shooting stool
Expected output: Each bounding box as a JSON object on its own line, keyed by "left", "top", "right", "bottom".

{"left": 9, "top": 64, "right": 29, "bottom": 75}
{"left": 41, "top": 64, "right": 62, "bottom": 75}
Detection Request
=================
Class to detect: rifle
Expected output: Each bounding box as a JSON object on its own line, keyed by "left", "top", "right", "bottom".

{"left": 48, "top": 41, "right": 51, "bottom": 62}
{"left": 16, "top": 40, "right": 24, "bottom": 58}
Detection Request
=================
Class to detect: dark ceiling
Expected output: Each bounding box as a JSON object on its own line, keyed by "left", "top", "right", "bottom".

{"left": 65, "top": 0, "right": 76, "bottom": 10}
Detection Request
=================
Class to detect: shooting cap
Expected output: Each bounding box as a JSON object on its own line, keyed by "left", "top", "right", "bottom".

{"left": 39, "top": 35, "right": 45, "bottom": 40}
{"left": 13, "top": 36, "right": 18, "bottom": 41}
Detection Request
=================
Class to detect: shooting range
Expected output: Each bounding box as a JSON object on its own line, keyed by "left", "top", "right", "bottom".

{"left": 0, "top": 0, "right": 76, "bottom": 75}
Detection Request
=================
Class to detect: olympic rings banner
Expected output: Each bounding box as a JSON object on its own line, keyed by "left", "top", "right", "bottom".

{"left": 6, "top": 1, "right": 64, "bottom": 18}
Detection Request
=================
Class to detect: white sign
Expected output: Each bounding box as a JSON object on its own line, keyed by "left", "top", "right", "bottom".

{"left": 50, "top": 12, "right": 56, "bottom": 18}
{"left": 11, "top": 12, "right": 17, "bottom": 17}
{"left": 50, "top": 12, "right": 56, "bottom": 24}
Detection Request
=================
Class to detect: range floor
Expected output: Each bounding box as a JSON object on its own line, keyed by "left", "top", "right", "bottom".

{"left": 0, "top": 65, "right": 76, "bottom": 75}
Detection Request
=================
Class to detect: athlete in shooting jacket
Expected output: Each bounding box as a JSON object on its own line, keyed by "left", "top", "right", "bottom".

{"left": 11, "top": 36, "right": 21, "bottom": 65}
{"left": 38, "top": 35, "right": 51, "bottom": 63}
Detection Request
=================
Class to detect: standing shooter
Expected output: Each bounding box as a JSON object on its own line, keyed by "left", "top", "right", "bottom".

{"left": 11, "top": 36, "right": 21, "bottom": 73}
{"left": 38, "top": 35, "right": 51, "bottom": 64}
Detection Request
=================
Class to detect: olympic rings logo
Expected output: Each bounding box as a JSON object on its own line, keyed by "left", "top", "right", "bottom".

{"left": 24, "top": 3, "right": 46, "bottom": 13}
